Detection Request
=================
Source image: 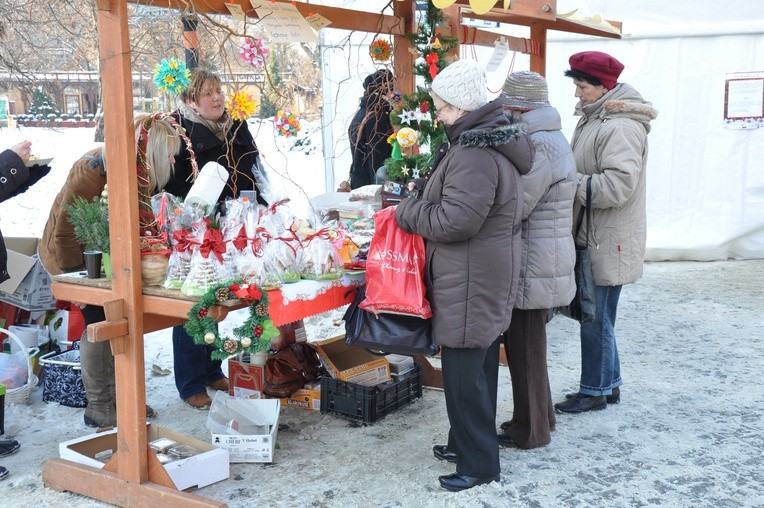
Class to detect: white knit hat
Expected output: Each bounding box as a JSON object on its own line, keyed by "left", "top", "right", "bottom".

{"left": 501, "top": 71, "right": 550, "bottom": 111}
{"left": 430, "top": 59, "right": 487, "bottom": 112}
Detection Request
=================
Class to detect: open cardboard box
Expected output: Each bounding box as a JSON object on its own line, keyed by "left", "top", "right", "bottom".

{"left": 208, "top": 393, "right": 280, "bottom": 463}
{"left": 59, "top": 424, "right": 230, "bottom": 491}
{"left": 314, "top": 334, "right": 390, "bottom": 386}
{"left": 0, "top": 237, "right": 55, "bottom": 311}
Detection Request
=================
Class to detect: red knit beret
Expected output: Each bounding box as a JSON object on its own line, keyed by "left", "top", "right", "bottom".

{"left": 568, "top": 51, "right": 624, "bottom": 90}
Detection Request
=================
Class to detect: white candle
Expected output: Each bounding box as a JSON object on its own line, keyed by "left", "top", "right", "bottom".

{"left": 184, "top": 161, "right": 228, "bottom": 208}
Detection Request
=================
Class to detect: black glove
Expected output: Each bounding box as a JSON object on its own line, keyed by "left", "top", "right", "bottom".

{"left": 9, "top": 164, "right": 51, "bottom": 198}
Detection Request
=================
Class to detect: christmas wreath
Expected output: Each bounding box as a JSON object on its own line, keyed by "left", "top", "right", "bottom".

{"left": 185, "top": 280, "right": 280, "bottom": 361}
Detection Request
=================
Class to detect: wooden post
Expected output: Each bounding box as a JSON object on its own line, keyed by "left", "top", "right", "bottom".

{"left": 529, "top": 24, "right": 547, "bottom": 75}
{"left": 392, "top": 0, "right": 417, "bottom": 95}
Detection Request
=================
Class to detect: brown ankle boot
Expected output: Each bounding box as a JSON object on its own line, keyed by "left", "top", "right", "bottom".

{"left": 185, "top": 392, "right": 212, "bottom": 410}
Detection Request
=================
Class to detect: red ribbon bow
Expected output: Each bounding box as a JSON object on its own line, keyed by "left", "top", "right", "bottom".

{"left": 173, "top": 229, "right": 194, "bottom": 253}
{"left": 199, "top": 228, "right": 227, "bottom": 263}
{"left": 232, "top": 226, "right": 248, "bottom": 252}
{"left": 229, "top": 282, "right": 262, "bottom": 302}
{"left": 425, "top": 52, "right": 439, "bottom": 80}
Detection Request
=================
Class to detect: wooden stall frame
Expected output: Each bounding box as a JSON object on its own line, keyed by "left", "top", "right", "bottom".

{"left": 41, "top": 1, "right": 620, "bottom": 506}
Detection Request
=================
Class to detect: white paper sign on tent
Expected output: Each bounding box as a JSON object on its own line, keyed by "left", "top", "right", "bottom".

{"left": 251, "top": 1, "right": 318, "bottom": 43}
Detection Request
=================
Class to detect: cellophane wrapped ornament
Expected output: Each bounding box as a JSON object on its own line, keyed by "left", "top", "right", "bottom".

{"left": 221, "top": 197, "right": 249, "bottom": 280}
{"left": 181, "top": 217, "right": 234, "bottom": 296}
{"left": 259, "top": 195, "right": 302, "bottom": 283}
{"left": 295, "top": 215, "right": 344, "bottom": 280}
{"left": 153, "top": 193, "right": 207, "bottom": 289}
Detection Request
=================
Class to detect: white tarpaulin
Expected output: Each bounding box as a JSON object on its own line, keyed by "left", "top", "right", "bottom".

{"left": 321, "top": 0, "right": 764, "bottom": 261}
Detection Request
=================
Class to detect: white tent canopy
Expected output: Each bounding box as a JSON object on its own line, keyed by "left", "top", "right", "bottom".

{"left": 321, "top": 0, "right": 764, "bottom": 261}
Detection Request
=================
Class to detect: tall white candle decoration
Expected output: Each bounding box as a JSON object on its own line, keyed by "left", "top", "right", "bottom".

{"left": 184, "top": 161, "right": 228, "bottom": 208}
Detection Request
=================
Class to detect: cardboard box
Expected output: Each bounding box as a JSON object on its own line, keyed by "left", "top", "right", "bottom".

{"left": 208, "top": 394, "right": 280, "bottom": 463}
{"left": 0, "top": 237, "right": 55, "bottom": 311}
{"left": 280, "top": 385, "right": 321, "bottom": 411}
{"left": 314, "top": 335, "right": 390, "bottom": 386}
{"left": 59, "top": 424, "right": 230, "bottom": 491}
{"left": 228, "top": 356, "right": 265, "bottom": 399}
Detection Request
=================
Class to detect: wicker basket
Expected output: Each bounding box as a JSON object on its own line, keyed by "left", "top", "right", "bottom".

{"left": 1, "top": 327, "right": 38, "bottom": 405}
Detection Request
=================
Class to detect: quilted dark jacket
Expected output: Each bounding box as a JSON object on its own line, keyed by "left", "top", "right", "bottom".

{"left": 395, "top": 100, "right": 532, "bottom": 349}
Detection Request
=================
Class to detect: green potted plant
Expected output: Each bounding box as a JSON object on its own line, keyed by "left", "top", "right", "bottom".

{"left": 65, "top": 195, "right": 111, "bottom": 278}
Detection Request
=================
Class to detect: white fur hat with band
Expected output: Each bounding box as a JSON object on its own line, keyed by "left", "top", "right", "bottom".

{"left": 430, "top": 59, "right": 487, "bottom": 112}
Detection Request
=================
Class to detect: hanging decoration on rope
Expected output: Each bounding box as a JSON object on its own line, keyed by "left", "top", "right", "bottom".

{"left": 240, "top": 37, "right": 270, "bottom": 68}
{"left": 369, "top": 38, "right": 393, "bottom": 63}
{"left": 384, "top": 3, "right": 458, "bottom": 182}
{"left": 186, "top": 281, "right": 279, "bottom": 361}
{"left": 153, "top": 57, "right": 191, "bottom": 94}
{"left": 226, "top": 91, "right": 258, "bottom": 122}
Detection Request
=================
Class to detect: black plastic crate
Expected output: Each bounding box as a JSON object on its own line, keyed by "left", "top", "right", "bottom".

{"left": 320, "top": 363, "right": 422, "bottom": 424}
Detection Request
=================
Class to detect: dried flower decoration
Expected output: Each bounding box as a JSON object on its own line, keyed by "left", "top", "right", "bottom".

{"left": 240, "top": 37, "right": 270, "bottom": 68}
{"left": 369, "top": 38, "right": 393, "bottom": 62}
{"left": 153, "top": 58, "right": 191, "bottom": 94}
{"left": 226, "top": 91, "right": 258, "bottom": 122}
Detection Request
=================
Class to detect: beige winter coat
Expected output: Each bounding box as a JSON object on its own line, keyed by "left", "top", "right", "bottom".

{"left": 571, "top": 83, "right": 658, "bottom": 286}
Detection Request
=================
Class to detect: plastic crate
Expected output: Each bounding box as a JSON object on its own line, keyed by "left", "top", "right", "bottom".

{"left": 320, "top": 363, "right": 422, "bottom": 424}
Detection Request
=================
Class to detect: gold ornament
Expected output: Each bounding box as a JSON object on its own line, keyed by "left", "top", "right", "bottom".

{"left": 432, "top": 38, "right": 442, "bottom": 49}
{"left": 240, "top": 337, "right": 252, "bottom": 348}
{"left": 204, "top": 332, "right": 216, "bottom": 344}
{"left": 396, "top": 127, "right": 419, "bottom": 148}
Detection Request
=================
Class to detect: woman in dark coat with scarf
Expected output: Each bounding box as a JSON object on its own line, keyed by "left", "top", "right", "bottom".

{"left": 167, "top": 68, "right": 267, "bottom": 409}
{"left": 395, "top": 60, "right": 531, "bottom": 492}
{"left": 348, "top": 69, "right": 394, "bottom": 189}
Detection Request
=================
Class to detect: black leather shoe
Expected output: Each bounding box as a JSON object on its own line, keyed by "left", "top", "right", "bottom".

{"left": 555, "top": 394, "right": 607, "bottom": 414}
{"left": 0, "top": 465, "right": 8, "bottom": 481}
{"left": 565, "top": 387, "right": 620, "bottom": 404}
{"left": 433, "top": 444, "right": 458, "bottom": 463}
{"left": 497, "top": 433, "right": 521, "bottom": 449}
{"left": 439, "top": 472, "right": 500, "bottom": 492}
{"left": 0, "top": 439, "right": 20, "bottom": 458}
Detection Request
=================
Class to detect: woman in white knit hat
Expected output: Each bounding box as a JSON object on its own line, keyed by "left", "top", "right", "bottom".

{"left": 395, "top": 59, "right": 532, "bottom": 492}
{"left": 498, "top": 71, "right": 577, "bottom": 449}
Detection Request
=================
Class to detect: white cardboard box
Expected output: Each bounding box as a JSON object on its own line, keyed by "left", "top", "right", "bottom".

{"left": 0, "top": 237, "right": 55, "bottom": 311}
{"left": 208, "top": 394, "right": 280, "bottom": 463}
{"left": 59, "top": 424, "right": 230, "bottom": 491}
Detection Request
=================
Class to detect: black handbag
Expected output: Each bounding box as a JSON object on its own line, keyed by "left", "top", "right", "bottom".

{"left": 343, "top": 287, "right": 439, "bottom": 357}
{"left": 560, "top": 178, "right": 597, "bottom": 323}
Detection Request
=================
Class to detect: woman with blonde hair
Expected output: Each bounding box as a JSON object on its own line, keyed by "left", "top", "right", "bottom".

{"left": 39, "top": 113, "right": 186, "bottom": 428}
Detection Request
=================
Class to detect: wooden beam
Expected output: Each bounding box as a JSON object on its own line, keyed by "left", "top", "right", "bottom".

{"left": 529, "top": 23, "right": 546, "bottom": 75}
{"left": 96, "top": 0, "right": 148, "bottom": 488}
{"left": 129, "top": 0, "right": 403, "bottom": 36}
{"left": 42, "top": 459, "right": 227, "bottom": 508}
{"left": 393, "top": 0, "right": 417, "bottom": 95}
{"left": 455, "top": 0, "right": 556, "bottom": 23}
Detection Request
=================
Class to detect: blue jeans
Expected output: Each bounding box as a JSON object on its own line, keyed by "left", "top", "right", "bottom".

{"left": 172, "top": 325, "right": 225, "bottom": 400}
{"left": 579, "top": 285, "right": 623, "bottom": 396}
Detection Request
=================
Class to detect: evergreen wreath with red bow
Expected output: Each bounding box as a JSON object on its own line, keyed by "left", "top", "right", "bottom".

{"left": 185, "top": 280, "right": 279, "bottom": 360}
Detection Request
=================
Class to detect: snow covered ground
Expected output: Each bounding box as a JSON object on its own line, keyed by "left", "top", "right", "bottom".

{"left": 0, "top": 126, "right": 763, "bottom": 507}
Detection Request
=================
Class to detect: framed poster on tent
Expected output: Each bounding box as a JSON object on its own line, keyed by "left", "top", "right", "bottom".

{"left": 724, "top": 71, "right": 764, "bottom": 129}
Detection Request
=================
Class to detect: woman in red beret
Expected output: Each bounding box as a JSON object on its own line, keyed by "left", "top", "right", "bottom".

{"left": 555, "top": 51, "right": 658, "bottom": 414}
